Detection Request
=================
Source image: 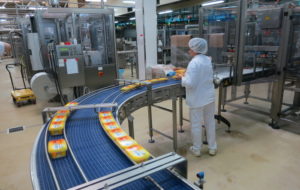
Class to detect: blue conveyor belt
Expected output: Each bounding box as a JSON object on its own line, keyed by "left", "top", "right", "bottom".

{"left": 33, "top": 79, "right": 194, "bottom": 190}
{"left": 35, "top": 124, "right": 56, "bottom": 190}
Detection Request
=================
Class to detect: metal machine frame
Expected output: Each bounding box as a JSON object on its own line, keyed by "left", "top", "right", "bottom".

{"left": 18, "top": 8, "right": 119, "bottom": 104}
{"left": 270, "top": 6, "right": 300, "bottom": 128}
{"left": 199, "top": 0, "right": 300, "bottom": 128}
{"left": 69, "top": 153, "right": 193, "bottom": 190}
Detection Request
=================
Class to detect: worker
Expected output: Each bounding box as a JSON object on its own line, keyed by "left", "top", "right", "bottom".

{"left": 0, "top": 41, "right": 11, "bottom": 56}
{"left": 181, "top": 38, "right": 217, "bottom": 157}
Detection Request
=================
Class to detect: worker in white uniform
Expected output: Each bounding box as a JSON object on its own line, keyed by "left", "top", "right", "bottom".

{"left": 0, "top": 41, "right": 11, "bottom": 56}
{"left": 181, "top": 38, "right": 217, "bottom": 157}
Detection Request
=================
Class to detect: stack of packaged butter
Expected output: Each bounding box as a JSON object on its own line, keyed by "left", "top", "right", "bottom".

{"left": 47, "top": 101, "right": 78, "bottom": 159}
{"left": 99, "top": 111, "right": 150, "bottom": 163}
{"left": 121, "top": 78, "right": 168, "bottom": 92}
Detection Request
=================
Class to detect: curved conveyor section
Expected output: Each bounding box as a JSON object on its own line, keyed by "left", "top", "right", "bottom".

{"left": 31, "top": 80, "right": 195, "bottom": 190}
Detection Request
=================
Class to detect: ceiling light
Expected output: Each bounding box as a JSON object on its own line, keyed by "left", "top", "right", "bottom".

{"left": 114, "top": 21, "right": 118, "bottom": 23}
{"left": 202, "top": 0, "right": 224, "bottom": 7}
{"left": 85, "top": 0, "right": 107, "bottom": 2}
{"left": 158, "top": 10, "right": 173, "bottom": 15}
{"left": 0, "top": 6, "right": 5, "bottom": 9}
{"left": 28, "top": 7, "right": 48, "bottom": 10}
{"left": 123, "top": 0, "right": 135, "bottom": 4}
{"left": 129, "top": 17, "right": 135, "bottom": 20}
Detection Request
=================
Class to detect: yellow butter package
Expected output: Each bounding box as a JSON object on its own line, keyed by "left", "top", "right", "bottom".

{"left": 49, "top": 121, "right": 65, "bottom": 136}
{"left": 48, "top": 139, "right": 68, "bottom": 159}
{"left": 100, "top": 116, "right": 116, "bottom": 124}
{"left": 115, "top": 136, "right": 138, "bottom": 149}
{"left": 157, "top": 78, "right": 168, "bottom": 82}
{"left": 65, "top": 102, "right": 78, "bottom": 106}
{"left": 52, "top": 115, "right": 67, "bottom": 122}
{"left": 55, "top": 110, "right": 70, "bottom": 117}
{"left": 124, "top": 145, "right": 151, "bottom": 163}
{"left": 107, "top": 128, "right": 127, "bottom": 140}
{"left": 99, "top": 111, "right": 113, "bottom": 118}
{"left": 102, "top": 122, "right": 120, "bottom": 131}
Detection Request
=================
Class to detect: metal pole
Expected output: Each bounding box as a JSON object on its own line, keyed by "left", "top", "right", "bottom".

{"left": 270, "top": 6, "right": 292, "bottom": 129}
{"left": 128, "top": 115, "right": 135, "bottom": 139}
{"left": 217, "top": 84, "right": 223, "bottom": 124}
{"left": 178, "top": 96, "right": 184, "bottom": 133}
{"left": 172, "top": 96, "right": 178, "bottom": 152}
{"left": 293, "top": 79, "right": 300, "bottom": 107}
{"left": 221, "top": 85, "right": 227, "bottom": 112}
{"left": 244, "top": 82, "right": 251, "bottom": 104}
{"left": 147, "top": 85, "right": 155, "bottom": 143}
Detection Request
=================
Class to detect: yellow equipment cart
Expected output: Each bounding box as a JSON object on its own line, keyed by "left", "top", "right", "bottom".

{"left": 6, "top": 63, "right": 36, "bottom": 107}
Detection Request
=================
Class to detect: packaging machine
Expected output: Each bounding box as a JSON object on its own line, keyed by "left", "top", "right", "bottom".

{"left": 19, "top": 8, "right": 118, "bottom": 104}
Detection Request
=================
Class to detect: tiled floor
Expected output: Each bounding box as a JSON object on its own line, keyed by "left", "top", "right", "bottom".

{"left": 0, "top": 58, "right": 300, "bottom": 190}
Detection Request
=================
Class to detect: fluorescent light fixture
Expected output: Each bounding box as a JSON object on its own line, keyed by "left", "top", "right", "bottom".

{"left": 123, "top": 0, "right": 135, "bottom": 4}
{"left": 129, "top": 17, "right": 135, "bottom": 20}
{"left": 0, "top": 6, "right": 5, "bottom": 9}
{"left": 158, "top": 10, "right": 173, "bottom": 15}
{"left": 28, "top": 7, "right": 48, "bottom": 10}
{"left": 85, "top": 0, "right": 107, "bottom": 2}
{"left": 115, "top": 21, "right": 118, "bottom": 23}
{"left": 202, "top": 0, "right": 224, "bottom": 7}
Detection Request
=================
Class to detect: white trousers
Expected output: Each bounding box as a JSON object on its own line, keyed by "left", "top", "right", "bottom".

{"left": 189, "top": 102, "right": 217, "bottom": 150}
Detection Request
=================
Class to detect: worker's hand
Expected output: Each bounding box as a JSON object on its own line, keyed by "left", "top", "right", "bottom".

{"left": 177, "top": 73, "right": 184, "bottom": 79}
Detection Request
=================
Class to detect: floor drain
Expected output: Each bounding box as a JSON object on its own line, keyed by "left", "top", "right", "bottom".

{"left": 7, "top": 126, "right": 25, "bottom": 133}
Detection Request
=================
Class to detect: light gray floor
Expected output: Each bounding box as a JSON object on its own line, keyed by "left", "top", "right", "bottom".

{"left": 0, "top": 59, "right": 300, "bottom": 190}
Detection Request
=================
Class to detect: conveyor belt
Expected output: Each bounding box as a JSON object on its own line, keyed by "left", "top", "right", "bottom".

{"left": 32, "top": 79, "right": 195, "bottom": 190}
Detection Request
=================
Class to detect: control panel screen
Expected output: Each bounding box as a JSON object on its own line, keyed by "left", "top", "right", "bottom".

{"left": 60, "top": 47, "right": 70, "bottom": 56}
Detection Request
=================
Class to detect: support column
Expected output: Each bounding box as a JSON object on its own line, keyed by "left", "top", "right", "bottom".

{"left": 172, "top": 96, "right": 178, "bottom": 152}
{"left": 135, "top": 0, "right": 157, "bottom": 80}
{"left": 293, "top": 79, "right": 300, "bottom": 107}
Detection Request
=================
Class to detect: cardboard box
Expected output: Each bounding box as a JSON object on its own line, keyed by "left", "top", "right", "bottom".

{"left": 171, "top": 35, "right": 192, "bottom": 47}
{"left": 209, "top": 33, "right": 224, "bottom": 48}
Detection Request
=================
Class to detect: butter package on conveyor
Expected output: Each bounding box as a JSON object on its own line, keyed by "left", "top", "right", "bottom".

{"left": 52, "top": 115, "right": 67, "bottom": 122}
{"left": 55, "top": 110, "right": 70, "bottom": 117}
{"left": 99, "top": 111, "right": 113, "bottom": 118}
{"left": 102, "top": 122, "right": 120, "bottom": 131}
{"left": 49, "top": 121, "right": 65, "bottom": 136}
{"left": 107, "top": 128, "right": 127, "bottom": 140}
{"left": 48, "top": 139, "right": 68, "bottom": 159}
{"left": 116, "top": 136, "right": 138, "bottom": 149}
{"left": 124, "top": 145, "right": 151, "bottom": 163}
{"left": 149, "top": 78, "right": 160, "bottom": 83}
{"left": 121, "top": 84, "right": 139, "bottom": 92}
{"left": 65, "top": 101, "right": 78, "bottom": 106}
{"left": 157, "top": 78, "right": 168, "bottom": 82}
{"left": 100, "top": 116, "right": 116, "bottom": 124}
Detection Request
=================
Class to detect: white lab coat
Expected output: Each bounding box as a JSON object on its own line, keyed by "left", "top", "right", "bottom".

{"left": 182, "top": 54, "right": 217, "bottom": 151}
{"left": 182, "top": 54, "right": 215, "bottom": 108}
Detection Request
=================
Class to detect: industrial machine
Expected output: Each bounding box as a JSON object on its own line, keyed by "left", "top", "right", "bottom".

{"left": 199, "top": 0, "right": 300, "bottom": 128}
{"left": 19, "top": 8, "right": 118, "bottom": 104}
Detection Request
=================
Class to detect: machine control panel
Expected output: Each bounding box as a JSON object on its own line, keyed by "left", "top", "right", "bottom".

{"left": 55, "top": 44, "right": 85, "bottom": 88}
{"left": 56, "top": 45, "right": 82, "bottom": 57}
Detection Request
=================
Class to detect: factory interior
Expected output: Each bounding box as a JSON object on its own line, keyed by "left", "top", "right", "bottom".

{"left": 0, "top": 0, "right": 300, "bottom": 189}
